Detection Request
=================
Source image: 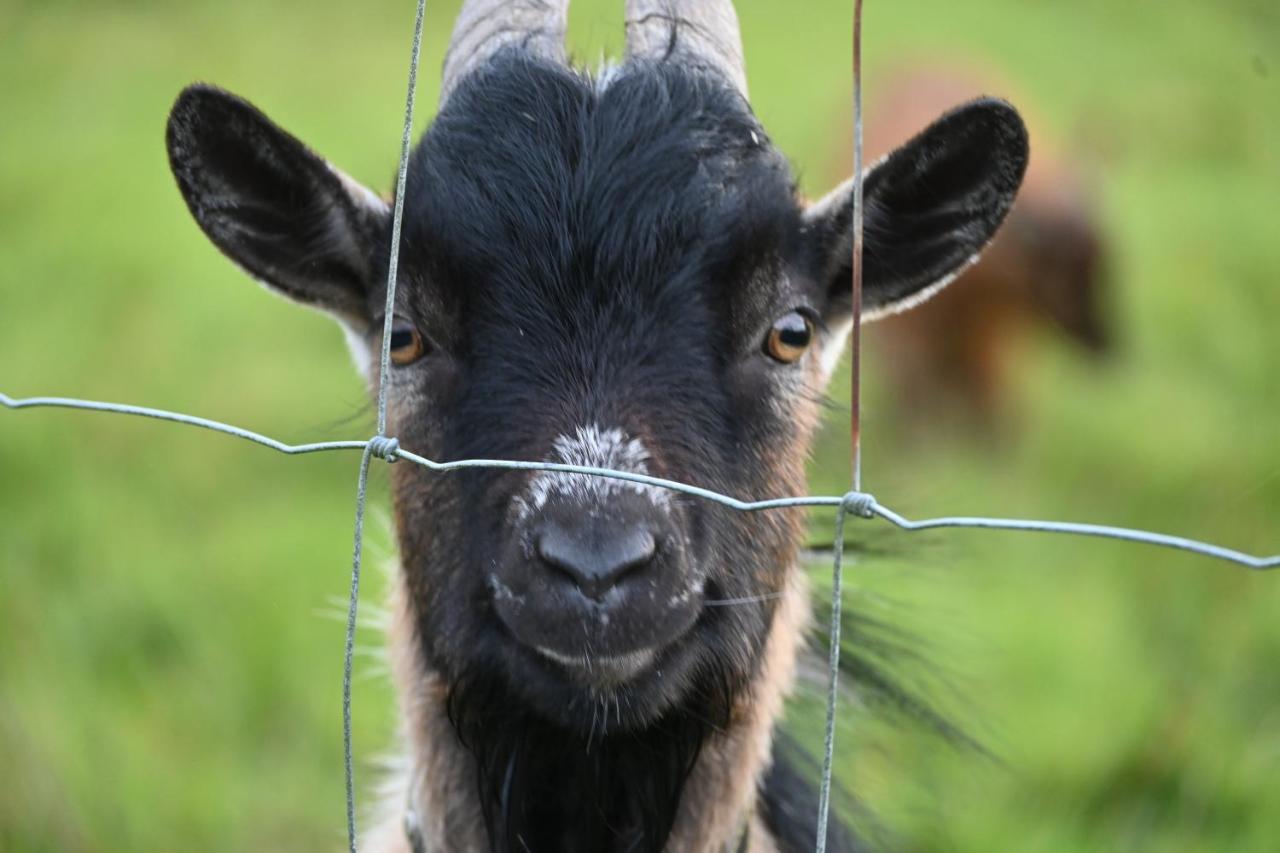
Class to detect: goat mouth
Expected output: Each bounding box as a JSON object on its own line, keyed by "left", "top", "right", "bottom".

{"left": 533, "top": 646, "right": 657, "bottom": 686}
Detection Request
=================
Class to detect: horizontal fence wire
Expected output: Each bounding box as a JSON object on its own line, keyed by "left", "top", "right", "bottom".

{"left": 9, "top": 391, "right": 1279, "bottom": 852}
{"left": 5, "top": 391, "right": 1278, "bottom": 570}
{"left": 6, "top": 389, "right": 1279, "bottom": 849}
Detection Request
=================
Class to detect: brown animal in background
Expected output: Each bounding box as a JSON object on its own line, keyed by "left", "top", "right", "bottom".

{"left": 845, "top": 64, "right": 1111, "bottom": 427}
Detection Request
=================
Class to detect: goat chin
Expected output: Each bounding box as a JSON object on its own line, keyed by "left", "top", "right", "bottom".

{"left": 365, "top": 566, "right": 808, "bottom": 853}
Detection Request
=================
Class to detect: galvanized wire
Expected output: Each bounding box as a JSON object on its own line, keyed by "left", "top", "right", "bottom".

{"left": 4, "top": 390, "right": 1280, "bottom": 849}
{"left": 375, "top": 0, "right": 427, "bottom": 439}
{"left": 0, "top": 394, "right": 369, "bottom": 456}
{"left": 344, "top": 443, "right": 377, "bottom": 853}
{"left": 8, "top": 390, "right": 1274, "bottom": 571}
{"left": 5, "top": 390, "right": 1279, "bottom": 561}
{"left": 848, "top": 0, "right": 866, "bottom": 497}
{"left": 820, "top": 3, "right": 868, "bottom": 847}
{"left": 6, "top": 388, "right": 1278, "bottom": 853}
{"left": 815, "top": 494, "right": 863, "bottom": 853}
{"left": 343, "top": 0, "right": 427, "bottom": 850}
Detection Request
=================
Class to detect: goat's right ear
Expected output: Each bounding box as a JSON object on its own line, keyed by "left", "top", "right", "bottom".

{"left": 804, "top": 98, "right": 1029, "bottom": 376}
{"left": 166, "top": 84, "right": 390, "bottom": 326}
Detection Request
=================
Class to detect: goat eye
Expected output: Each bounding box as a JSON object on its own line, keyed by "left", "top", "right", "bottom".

{"left": 388, "top": 318, "right": 426, "bottom": 366}
{"left": 764, "top": 311, "right": 813, "bottom": 364}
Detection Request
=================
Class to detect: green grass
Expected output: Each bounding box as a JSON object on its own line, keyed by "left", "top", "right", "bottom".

{"left": 2, "top": 0, "right": 1278, "bottom": 850}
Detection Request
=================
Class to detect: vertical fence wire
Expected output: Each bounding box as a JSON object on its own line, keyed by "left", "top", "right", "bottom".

{"left": 816, "top": 2, "right": 867, "bottom": 849}
{"left": 343, "top": 445, "right": 377, "bottom": 852}
{"left": 848, "top": 0, "right": 866, "bottom": 496}
{"left": 343, "top": 1, "right": 427, "bottom": 850}
{"left": 815, "top": 499, "right": 850, "bottom": 853}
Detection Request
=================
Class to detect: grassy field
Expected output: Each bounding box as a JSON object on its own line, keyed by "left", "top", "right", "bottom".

{"left": 2, "top": 0, "right": 1278, "bottom": 850}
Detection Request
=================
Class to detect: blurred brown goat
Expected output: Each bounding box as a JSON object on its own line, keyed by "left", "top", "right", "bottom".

{"left": 843, "top": 63, "right": 1112, "bottom": 428}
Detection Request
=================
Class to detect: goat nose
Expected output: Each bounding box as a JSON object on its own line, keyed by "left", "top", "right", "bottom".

{"left": 536, "top": 521, "right": 657, "bottom": 600}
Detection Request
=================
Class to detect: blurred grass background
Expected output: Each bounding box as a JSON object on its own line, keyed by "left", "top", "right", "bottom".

{"left": 1, "top": 0, "right": 1278, "bottom": 850}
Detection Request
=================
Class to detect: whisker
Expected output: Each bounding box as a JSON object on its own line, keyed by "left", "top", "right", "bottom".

{"left": 702, "top": 591, "right": 784, "bottom": 607}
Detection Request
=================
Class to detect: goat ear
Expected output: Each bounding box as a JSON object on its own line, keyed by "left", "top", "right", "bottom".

{"left": 804, "top": 98, "right": 1028, "bottom": 357}
{"left": 166, "top": 84, "right": 390, "bottom": 327}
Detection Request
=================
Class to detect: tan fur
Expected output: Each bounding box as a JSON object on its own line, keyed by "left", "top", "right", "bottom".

{"left": 666, "top": 570, "right": 809, "bottom": 851}
{"left": 364, "top": 565, "right": 811, "bottom": 852}
{"left": 364, "top": 576, "right": 488, "bottom": 852}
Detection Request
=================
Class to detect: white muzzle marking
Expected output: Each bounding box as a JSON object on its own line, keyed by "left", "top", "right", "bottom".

{"left": 515, "top": 425, "right": 669, "bottom": 520}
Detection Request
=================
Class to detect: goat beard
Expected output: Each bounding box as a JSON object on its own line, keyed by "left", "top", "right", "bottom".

{"left": 444, "top": 664, "right": 740, "bottom": 853}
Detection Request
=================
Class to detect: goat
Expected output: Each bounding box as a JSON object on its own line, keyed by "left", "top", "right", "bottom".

{"left": 848, "top": 63, "right": 1110, "bottom": 427}
{"left": 164, "top": 2, "right": 1028, "bottom": 850}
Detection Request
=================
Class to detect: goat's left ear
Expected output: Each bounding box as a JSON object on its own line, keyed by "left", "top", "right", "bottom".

{"left": 804, "top": 97, "right": 1029, "bottom": 353}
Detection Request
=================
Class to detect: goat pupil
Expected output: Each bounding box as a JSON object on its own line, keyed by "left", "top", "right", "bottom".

{"left": 390, "top": 329, "right": 413, "bottom": 349}
{"left": 765, "top": 312, "right": 813, "bottom": 363}
{"left": 778, "top": 320, "right": 808, "bottom": 347}
{"left": 775, "top": 313, "right": 811, "bottom": 347}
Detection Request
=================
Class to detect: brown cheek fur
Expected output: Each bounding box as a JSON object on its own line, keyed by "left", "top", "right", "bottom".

{"left": 388, "top": 396, "right": 453, "bottom": 625}
{"left": 741, "top": 354, "right": 827, "bottom": 590}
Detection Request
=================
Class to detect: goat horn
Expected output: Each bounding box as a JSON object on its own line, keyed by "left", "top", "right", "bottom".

{"left": 441, "top": 0, "right": 571, "bottom": 106}
{"left": 624, "top": 1, "right": 748, "bottom": 97}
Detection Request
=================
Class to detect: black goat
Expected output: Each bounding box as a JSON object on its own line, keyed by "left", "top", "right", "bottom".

{"left": 165, "top": 2, "right": 1028, "bottom": 849}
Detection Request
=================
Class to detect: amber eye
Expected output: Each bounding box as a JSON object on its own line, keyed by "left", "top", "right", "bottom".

{"left": 387, "top": 318, "right": 426, "bottom": 365}
{"left": 765, "top": 311, "right": 814, "bottom": 363}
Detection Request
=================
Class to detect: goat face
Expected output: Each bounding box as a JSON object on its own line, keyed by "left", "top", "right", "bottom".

{"left": 165, "top": 16, "right": 1027, "bottom": 741}
{"left": 382, "top": 57, "right": 837, "bottom": 732}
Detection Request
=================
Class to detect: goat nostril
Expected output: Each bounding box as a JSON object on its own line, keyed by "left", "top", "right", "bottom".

{"left": 535, "top": 523, "right": 658, "bottom": 599}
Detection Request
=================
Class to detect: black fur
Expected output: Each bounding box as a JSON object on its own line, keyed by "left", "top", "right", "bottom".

{"left": 760, "top": 733, "right": 865, "bottom": 853}
{"left": 391, "top": 53, "right": 799, "bottom": 732}
{"left": 446, "top": 664, "right": 735, "bottom": 853}
{"left": 396, "top": 56, "right": 808, "bottom": 851}
{"left": 808, "top": 98, "right": 1030, "bottom": 321}
{"left": 166, "top": 85, "right": 388, "bottom": 323}
{"left": 166, "top": 44, "right": 1030, "bottom": 853}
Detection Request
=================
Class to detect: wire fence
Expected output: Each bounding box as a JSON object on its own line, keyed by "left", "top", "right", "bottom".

{"left": 3, "top": 0, "right": 1279, "bottom": 851}
{"left": 4, "top": 389, "right": 1278, "bottom": 852}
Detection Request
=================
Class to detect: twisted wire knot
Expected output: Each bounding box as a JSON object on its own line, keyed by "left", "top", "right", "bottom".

{"left": 368, "top": 435, "right": 400, "bottom": 463}
{"left": 841, "top": 490, "right": 877, "bottom": 518}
